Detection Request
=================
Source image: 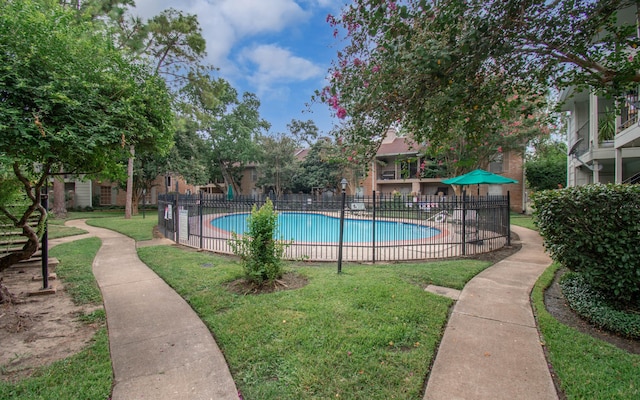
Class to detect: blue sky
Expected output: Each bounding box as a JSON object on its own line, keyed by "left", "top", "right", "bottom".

{"left": 133, "top": 0, "right": 346, "bottom": 136}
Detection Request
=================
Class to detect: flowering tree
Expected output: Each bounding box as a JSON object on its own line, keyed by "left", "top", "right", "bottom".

{"left": 319, "top": 0, "right": 637, "bottom": 172}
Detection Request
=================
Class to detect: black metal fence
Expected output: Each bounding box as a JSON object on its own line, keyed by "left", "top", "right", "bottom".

{"left": 157, "top": 192, "right": 511, "bottom": 262}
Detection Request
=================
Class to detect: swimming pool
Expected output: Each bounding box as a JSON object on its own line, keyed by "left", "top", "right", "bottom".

{"left": 210, "top": 212, "right": 440, "bottom": 243}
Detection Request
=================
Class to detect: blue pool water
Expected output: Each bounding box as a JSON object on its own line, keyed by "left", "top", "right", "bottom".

{"left": 210, "top": 212, "right": 440, "bottom": 243}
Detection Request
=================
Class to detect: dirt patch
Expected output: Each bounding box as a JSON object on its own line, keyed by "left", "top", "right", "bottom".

{"left": 543, "top": 268, "right": 640, "bottom": 354}
{"left": 0, "top": 265, "right": 101, "bottom": 382}
{"left": 152, "top": 225, "right": 165, "bottom": 239}
{"left": 224, "top": 271, "right": 309, "bottom": 295}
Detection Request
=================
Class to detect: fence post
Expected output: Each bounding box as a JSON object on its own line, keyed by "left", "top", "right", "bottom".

{"left": 199, "top": 191, "right": 204, "bottom": 249}
{"left": 507, "top": 191, "right": 511, "bottom": 247}
{"left": 40, "top": 193, "right": 49, "bottom": 290}
{"left": 372, "top": 191, "right": 376, "bottom": 264}
{"left": 461, "top": 191, "right": 467, "bottom": 256}
{"left": 174, "top": 194, "right": 178, "bottom": 241}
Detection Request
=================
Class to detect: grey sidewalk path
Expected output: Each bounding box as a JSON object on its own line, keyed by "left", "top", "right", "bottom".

{"left": 423, "top": 225, "right": 558, "bottom": 400}
{"left": 53, "top": 220, "right": 238, "bottom": 400}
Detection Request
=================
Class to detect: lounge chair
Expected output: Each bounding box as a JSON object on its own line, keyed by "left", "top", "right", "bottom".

{"left": 349, "top": 202, "right": 369, "bottom": 216}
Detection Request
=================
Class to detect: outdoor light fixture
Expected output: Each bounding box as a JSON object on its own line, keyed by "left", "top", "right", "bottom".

{"left": 337, "top": 178, "right": 348, "bottom": 273}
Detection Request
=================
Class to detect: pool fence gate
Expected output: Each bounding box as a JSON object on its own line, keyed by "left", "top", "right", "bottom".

{"left": 157, "top": 191, "right": 512, "bottom": 262}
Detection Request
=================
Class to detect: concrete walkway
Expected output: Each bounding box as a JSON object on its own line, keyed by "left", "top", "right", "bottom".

{"left": 424, "top": 225, "right": 558, "bottom": 400}
{"left": 54, "top": 220, "right": 238, "bottom": 400}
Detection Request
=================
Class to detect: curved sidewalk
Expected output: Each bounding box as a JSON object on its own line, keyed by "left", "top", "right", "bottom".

{"left": 424, "top": 225, "right": 558, "bottom": 400}
{"left": 53, "top": 220, "right": 238, "bottom": 400}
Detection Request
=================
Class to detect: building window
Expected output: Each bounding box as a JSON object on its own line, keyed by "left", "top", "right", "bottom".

{"left": 489, "top": 153, "right": 504, "bottom": 173}
{"left": 100, "top": 186, "right": 111, "bottom": 205}
{"left": 251, "top": 169, "right": 258, "bottom": 182}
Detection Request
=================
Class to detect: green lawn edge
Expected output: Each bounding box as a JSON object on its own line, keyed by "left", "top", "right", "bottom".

{"left": 532, "top": 263, "right": 640, "bottom": 399}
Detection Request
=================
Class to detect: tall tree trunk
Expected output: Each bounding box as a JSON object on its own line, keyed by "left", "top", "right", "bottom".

{"left": 125, "top": 145, "right": 134, "bottom": 219}
{"left": 132, "top": 187, "right": 140, "bottom": 215}
{"left": 52, "top": 166, "right": 67, "bottom": 218}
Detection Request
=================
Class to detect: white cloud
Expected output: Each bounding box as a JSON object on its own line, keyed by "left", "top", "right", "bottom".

{"left": 240, "top": 44, "right": 324, "bottom": 93}
{"left": 133, "top": 0, "right": 309, "bottom": 68}
{"left": 219, "top": 0, "right": 308, "bottom": 36}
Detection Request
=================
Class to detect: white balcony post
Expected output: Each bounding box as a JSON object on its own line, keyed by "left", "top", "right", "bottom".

{"left": 615, "top": 147, "right": 623, "bottom": 183}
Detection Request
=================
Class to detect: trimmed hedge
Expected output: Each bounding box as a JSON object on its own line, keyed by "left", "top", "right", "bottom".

{"left": 532, "top": 184, "right": 640, "bottom": 306}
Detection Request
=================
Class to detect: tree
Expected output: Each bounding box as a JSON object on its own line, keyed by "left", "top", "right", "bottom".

{"left": 0, "top": 0, "right": 174, "bottom": 271}
{"left": 76, "top": 1, "right": 207, "bottom": 217}
{"left": 256, "top": 119, "right": 324, "bottom": 196}
{"left": 322, "top": 1, "right": 544, "bottom": 155}
{"left": 256, "top": 134, "right": 301, "bottom": 196}
{"left": 287, "top": 119, "right": 320, "bottom": 146}
{"left": 480, "top": 0, "right": 640, "bottom": 97}
{"left": 229, "top": 198, "right": 286, "bottom": 287}
{"left": 120, "top": 6, "right": 206, "bottom": 217}
{"left": 52, "top": 167, "right": 67, "bottom": 218}
{"left": 179, "top": 72, "right": 270, "bottom": 195}
{"left": 320, "top": 0, "right": 637, "bottom": 168}
{"left": 525, "top": 140, "right": 568, "bottom": 191}
{"left": 127, "top": 117, "right": 211, "bottom": 214}
{"left": 292, "top": 138, "right": 343, "bottom": 193}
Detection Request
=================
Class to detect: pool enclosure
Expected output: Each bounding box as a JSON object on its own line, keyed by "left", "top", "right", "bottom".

{"left": 157, "top": 192, "right": 512, "bottom": 262}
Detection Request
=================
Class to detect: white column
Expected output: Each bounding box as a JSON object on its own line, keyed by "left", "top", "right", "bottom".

{"left": 615, "top": 147, "right": 623, "bottom": 183}
{"left": 593, "top": 160, "right": 600, "bottom": 183}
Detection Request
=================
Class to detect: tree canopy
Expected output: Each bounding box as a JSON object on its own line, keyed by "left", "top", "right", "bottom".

{"left": 0, "top": 0, "right": 174, "bottom": 269}
{"left": 178, "top": 71, "right": 270, "bottom": 195}
{"left": 78, "top": 0, "right": 207, "bottom": 217}
{"left": 320, "top": 0, "right": 637, "bottom": 170}
{"left": 256, "top": 134, "right": 301, "bottom": 196}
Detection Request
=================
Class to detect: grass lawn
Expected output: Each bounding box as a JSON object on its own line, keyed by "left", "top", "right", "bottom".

{"left": 47, "top": 210, "right": 135, "bottom": 239}
{"left": 510, "top": 212, "right": 537, "bottom": 230}
{"left": 80, "top": 214, "right": 157, "bottom": 241}
{"left": 46, "top": 217, "right": 86, "bottom": 239}
{"left": 0, "top": 238, "right": 112, "bottom": 400}
{"left": 138, "top": 246, "right": 492, "bottom": 399}
{"left": 532, "top": 263, "right": 640, "bottom": 399}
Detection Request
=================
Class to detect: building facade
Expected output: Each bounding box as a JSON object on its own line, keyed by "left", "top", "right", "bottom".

{"left": 357, "top": 129, "right": 526, "bottom": 212}
{"left": 562, "top": 88, "right": 640, "bottom": 187}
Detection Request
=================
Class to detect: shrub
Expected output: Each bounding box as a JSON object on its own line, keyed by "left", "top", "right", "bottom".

{"left": 561, "top": 272, "right": 640, "bottom": 339}
{"left": 532, "top": 184, "right": 640, "bottom": 306}
{"left": 229, "top": 199, "right": 285, "bottom": 286}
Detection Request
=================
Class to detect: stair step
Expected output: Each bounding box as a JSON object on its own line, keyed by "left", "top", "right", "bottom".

{"left": 13, "top": 257, "right": 58, "bottom": 269}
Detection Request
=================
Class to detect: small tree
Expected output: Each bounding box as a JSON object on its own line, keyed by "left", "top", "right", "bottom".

{"left": 525, "top": 139, "right": 567, "bottom": 191}
{"left": 229, "top": 199, "right": 285, "bottom": 286}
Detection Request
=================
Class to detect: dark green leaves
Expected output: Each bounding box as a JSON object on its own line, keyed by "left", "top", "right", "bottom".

{"left": 533, "top": 184, "right": 640, "bottom": 306}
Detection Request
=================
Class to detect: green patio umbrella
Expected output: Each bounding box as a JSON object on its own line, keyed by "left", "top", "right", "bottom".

{"left": 442, "top": 169, "right": 518, "bottom": 195}
{"left": 442, "top": 169, "right": 518, "bottom": 185}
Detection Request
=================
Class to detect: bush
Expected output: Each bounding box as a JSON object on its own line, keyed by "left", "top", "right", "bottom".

{"left": 524, "top": 157, "right": 566, "bottom": 191}
{"left": 229, "top": 199, "right": 286, "bottom": 286}
{"left": 561, "top": 272, "right": 640, "bottom": 339}
{"left": 532, "top": 184, "right": 640, "bottom": 306}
